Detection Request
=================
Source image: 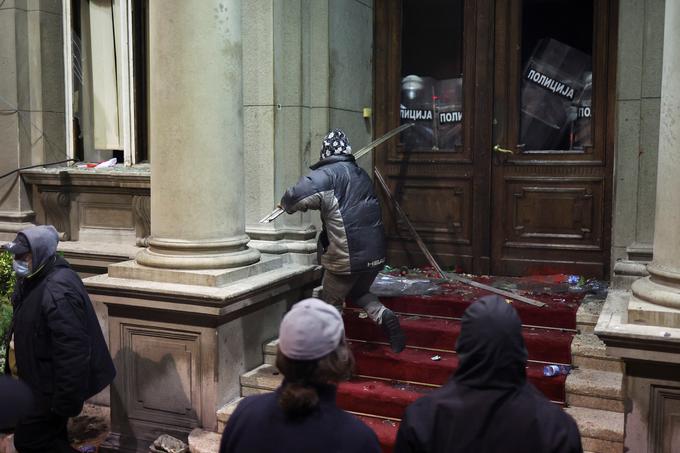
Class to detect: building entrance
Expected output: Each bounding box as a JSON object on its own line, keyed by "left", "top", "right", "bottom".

{"left": 374, "top": 0, "right": 616, "bottom": 278}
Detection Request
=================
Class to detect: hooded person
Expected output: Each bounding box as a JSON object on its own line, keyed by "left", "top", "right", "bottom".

{"left": 394, "top": 295, "right": 583, "bottom": 453}
{"left": 279, "top": 128, "right": 406, "bottom": 353}
{"left": 1, "top": 225, "right": 115, "bottom": 453}
{"left": 219, "top": 298, "right": 381, "bottom": 453}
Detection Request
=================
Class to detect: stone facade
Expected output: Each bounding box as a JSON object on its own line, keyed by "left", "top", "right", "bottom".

{"left": 610, "top": 0, "right": 665, "bottom": 289}
{"left": 1, "top": 0, "right": 680, "bottom": 451}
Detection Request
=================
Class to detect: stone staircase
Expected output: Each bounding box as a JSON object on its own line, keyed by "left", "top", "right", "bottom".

{"left": 564, "top": 295, "right": 625, "bottom": 453}
{"left": 189, "top": 291, "right": 626, "bottom": 453}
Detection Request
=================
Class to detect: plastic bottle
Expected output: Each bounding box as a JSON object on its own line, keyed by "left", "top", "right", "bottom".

{"left": 543, "top": 364, "right": 572, "bottom": 377}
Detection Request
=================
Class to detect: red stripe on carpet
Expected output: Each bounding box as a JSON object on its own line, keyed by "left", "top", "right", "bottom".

{"left": 343, "top": 312, "right": 574, "bottom": 364}
{"left": 350, "top": 342, "right": 566, "bottom": 403}
{"left": 355, "top": 414, "right": 398, "bottom": 453}
{"left": 376, "top": 279, "right": 583, "bottom": 330}
{"left": 337, "top": 378, "right": 431, "bottom": 420}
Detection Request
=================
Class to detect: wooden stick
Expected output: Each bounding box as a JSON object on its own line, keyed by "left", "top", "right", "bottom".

{"left": 374, "top": 167, "right": 545, "bottom": 308}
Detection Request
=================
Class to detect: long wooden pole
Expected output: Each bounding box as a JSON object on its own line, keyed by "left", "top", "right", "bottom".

{"left": 374, "top": 167, "right": 545, "bottom": 308}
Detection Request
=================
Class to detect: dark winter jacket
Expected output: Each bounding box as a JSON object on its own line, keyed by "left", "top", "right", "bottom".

{"left": 394, "top": 296, "right": 583, "bottom": 453}
{"left": 219, "top": 383, "right": 381, "bottom": 453}
{"left": 281, "top": 154, "right": 386, "bottom": 274}
{"left": 3, "top": 226, "right": 115, "bottom": 417}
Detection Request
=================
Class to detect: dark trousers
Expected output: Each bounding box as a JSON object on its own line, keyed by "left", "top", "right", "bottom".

{"left": 321, "top": 269, "right": 386, "bottom": 322}
{"left": 14, "top": 410, "right": 77, "bottom": 453}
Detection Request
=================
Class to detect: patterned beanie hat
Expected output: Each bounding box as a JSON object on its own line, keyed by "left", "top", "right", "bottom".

{"left": 320, "top": 128, "right": 352, "bottom": 160}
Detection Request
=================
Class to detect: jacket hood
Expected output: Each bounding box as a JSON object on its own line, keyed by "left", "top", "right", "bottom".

{"left": 18, "top": 225, "right": 59, "bottom": 271}
{"left": 310, "top": 153, "right": 356, "bottom": 170}
{"left": 454, "top": 295, "right": 528, "bottom": 389}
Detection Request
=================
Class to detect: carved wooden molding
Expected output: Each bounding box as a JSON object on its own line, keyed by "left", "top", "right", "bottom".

{"left": 649, "top": 385, "right": 680, "bottom": 453}
{"left": 40, "top": 191, "right": 71, "bottom": 240}
{"left": 132, "top": 195, "right": 151, "bottom": 247}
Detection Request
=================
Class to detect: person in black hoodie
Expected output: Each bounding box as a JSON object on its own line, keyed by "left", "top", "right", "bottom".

{"left": 280, "top": 128, "right": 405, "bottom": 353}
{"left": 219, "top": 298, "right": 381, "bottom": 453}
{"left": 394, "top": 295, "right": 583, "bottom": 453}
{"left": 1, "top": 225, "right": 116, "bottom": 453}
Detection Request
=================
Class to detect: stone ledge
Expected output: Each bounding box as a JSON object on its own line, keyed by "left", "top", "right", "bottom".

{"left": 216, "top": 398, "right": 243, "bottom": 434}
{"left": 580, "top": 437, "right": 624, "bottom": 453}
{"left": 566, "top": 369, "right": 623, "bottom": 400}
{"left": 240, "top": 364, "right": 282, "bottom": 392}
{"left": 571, "top": 334, "right": 624, "bottom": 372}
{"left": 85, "top": 263, "right": 321, "bottom": 319}
{"left": 564, "top": 406, "right": 624, "bottom": 443}
{"left": 577, "top": 295, "right": 606, "bottom": 333}
{"left": 188, "top": 428, "right": 221, "bottom": 453}
{"left": 596, "top": 290, "right": 680, "bottom": 364}
{"left": 108, "top": 254, "right": 283, "bottom": 287}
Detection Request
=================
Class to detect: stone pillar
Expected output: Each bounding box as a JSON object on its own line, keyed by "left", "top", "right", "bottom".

{"left": 136, "top": 0, "right": 260, "bottom": 270}
{"left": 628, "top": 0, "right": 680, "bottom": 328}
{"left": 0, "top": 2, "right": 65, "bottom": 240}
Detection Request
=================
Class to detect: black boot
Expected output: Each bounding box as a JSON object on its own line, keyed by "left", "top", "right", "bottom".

{"left": 380, "top": 309, "right": 406, "bottom": 353}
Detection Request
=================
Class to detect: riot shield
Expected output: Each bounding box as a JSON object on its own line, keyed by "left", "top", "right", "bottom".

{"left": 400, "top": 75, "right": 463, "bottom": 151}
{"left": 520, "top": 38, "right": 591, "bottom": 150}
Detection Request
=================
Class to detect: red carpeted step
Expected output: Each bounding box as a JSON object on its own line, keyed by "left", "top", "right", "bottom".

{"left": 350, "top": 342, "right": 566, "bottom": 402}
{"left": 337, "top": 378, "right": 431, "bottom": 420}
{"left": 355, "top": 414, "right": 398, "bottom": 453}
{"left": 379, "top": 294, "right": 580, "bottom": 330}
{"left": 343, "top": 312, "right": 574, "bottom": 364}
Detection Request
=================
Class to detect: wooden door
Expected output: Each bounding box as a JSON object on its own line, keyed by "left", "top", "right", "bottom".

{"left": 374, "top": 0, "right": 495, "bottom": 275}
{"left": 373, "top": 0, "right": 615, "bottom": 278}
{"left": 491, "top": 0, "right": 616, "bottom": 278}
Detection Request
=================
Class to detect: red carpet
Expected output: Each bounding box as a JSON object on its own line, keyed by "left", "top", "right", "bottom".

{"left": 337, "top": 274, "right": 585, "bottom": 453}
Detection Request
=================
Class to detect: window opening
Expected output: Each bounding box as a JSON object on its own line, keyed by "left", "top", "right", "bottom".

{"left": 399, "top": 0, "right": 464, "bottom": 152}
{"left": 519, "top": 0, "right": 593, "bottom": 152}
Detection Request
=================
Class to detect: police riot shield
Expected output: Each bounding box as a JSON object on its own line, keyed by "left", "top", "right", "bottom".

{"left": 400, "top": 76, "right": 463, "bottom": 150}
{"left": 570, "top": 71, "right": 592, "bottom": 150}
{"left": 435, "top": 77, "right": 463, "bottom": 150}
{"left": 520, "top": 38, "right": 591, "bottom": 150}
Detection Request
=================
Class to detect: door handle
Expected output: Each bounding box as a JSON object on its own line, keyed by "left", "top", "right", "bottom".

{"left": 493, "top": 144, "right": 514, "bottom": 154}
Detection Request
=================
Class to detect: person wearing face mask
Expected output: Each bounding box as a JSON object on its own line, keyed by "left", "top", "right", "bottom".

{"left": 1, "top": 225, "right": 115, "bottom": 453}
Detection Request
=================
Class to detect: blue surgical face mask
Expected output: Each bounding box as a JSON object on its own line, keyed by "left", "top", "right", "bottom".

{"left": 13, "top": 259, "right": 31, "bottom": 277}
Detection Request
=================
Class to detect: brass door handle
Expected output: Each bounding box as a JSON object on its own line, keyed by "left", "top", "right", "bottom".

{"left": 493, "top": 144, "right": 514, "bottom": 154}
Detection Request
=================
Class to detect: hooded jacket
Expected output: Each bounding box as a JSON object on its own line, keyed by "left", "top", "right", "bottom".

{"left": 220, "top": 382, "right": 381, "bottom": 453}
{"left": 3, "top": 226, "right": 115, "bottom": 417}
{"left": 394, "top": 295, "right": 583, "bottom": 453}
{"left": 280, "top": 154, "right": 386, "bottom": 274}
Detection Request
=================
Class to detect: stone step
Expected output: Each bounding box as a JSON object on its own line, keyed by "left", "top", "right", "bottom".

{"left": 263, "top": 339, "right": 278, "bottom": 365}
{"left": 566, "top": 368, "right": 624, "bottom": 412}
{"left": 571, "top": 334, "right": 624, "bottom": 373}
{"left": 188, "top": 428, "right": 221, "bottom": 453}
{"left": 576, "top": 295, "right": 605, "bottom": 334}
{"left": 216, "top": 398, "right": 243, "bottom": 434}
{"left": 565, "top": 406, "right": 624, "bottom": 453}
{"left": 241, "top": 363, "right": 282, "bottom": 393}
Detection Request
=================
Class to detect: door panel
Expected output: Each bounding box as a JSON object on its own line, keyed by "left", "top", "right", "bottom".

{"left": 374, "top": 0, "right": 494, "bottom": 274}
{"left": 374, "top": 0, "right": 614, "bottom": 277}
{"left": 491, "top": 0, "right": 615, "bottom": 278}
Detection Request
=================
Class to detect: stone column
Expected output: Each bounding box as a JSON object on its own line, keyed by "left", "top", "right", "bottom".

{"left": 136, "top": 0, "right": 259, "bottom": 269}
{"left": 0, "top": 2, "right": 65, "bottom": 240}
{"left": 628, "top": 0, "right": 680, "bottom": 327}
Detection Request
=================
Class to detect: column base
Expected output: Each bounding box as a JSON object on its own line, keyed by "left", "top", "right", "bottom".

{"left": 136, "top": 235, "right": 261, "bottom": 270}
{"left": 85, "top": 261, "right": 321, "bottom": 453}
{"left": 0, "top": 210, "right": 35, "bottom": 241}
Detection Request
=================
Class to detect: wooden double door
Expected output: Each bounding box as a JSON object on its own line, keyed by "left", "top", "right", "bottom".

{"left": 374, "top": 0, "right": 616, "bottom": 278}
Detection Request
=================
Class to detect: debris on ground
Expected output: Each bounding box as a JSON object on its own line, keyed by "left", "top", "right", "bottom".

{"left": 150, "top": 434, "right": 188, "bottom": 453}
{"left": 69, "top": 404, "right": 110, "bottom": 451}
{"left": 372, "top": 266, "right": 608, "bottom": 300}
{"left": 370, "top": 273, "right": 442, "bottom": 297}
{"left": 543, "top": 364, "right": 572, "bottom": 377}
